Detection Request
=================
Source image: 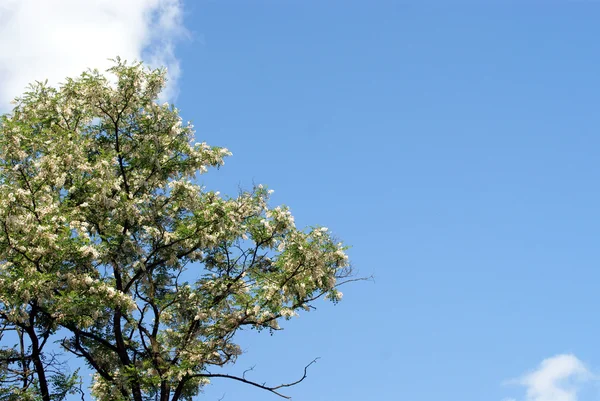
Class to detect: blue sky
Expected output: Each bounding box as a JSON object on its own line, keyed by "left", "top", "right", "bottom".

{"left": 2, "top": 1, "right": 600, "bottom": 401}
{"left": 178, "top": 4, "right": 600, "bottom": 400}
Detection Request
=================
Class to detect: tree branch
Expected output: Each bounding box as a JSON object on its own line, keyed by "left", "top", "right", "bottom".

{"left": 191, "top": 358, "right": 320, "bottom": 399}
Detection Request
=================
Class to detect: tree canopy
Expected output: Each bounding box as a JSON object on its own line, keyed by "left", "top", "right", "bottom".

{"left": 0, "top": 60, "right": 352, "bottom": 401}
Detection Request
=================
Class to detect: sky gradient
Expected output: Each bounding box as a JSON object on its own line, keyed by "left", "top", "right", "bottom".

{"left": 1, "top": 2, "right": 600, "bottom": 401}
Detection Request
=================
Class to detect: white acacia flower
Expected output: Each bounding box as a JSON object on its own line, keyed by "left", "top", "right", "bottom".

{"left": 79, "top": 245, "right": 99, "bottom": 258}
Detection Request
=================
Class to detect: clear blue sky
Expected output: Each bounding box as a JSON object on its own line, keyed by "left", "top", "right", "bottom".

{"left": 173, "top": 2, "right": 600, "bottom": 401}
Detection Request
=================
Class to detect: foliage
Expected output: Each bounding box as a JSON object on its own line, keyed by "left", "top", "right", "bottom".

{"left": 0, "top": 60, "right": 352, "bottom": 401}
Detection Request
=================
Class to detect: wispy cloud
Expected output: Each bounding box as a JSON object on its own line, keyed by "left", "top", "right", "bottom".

{"left": 0, "top": 0, "right": 186, "bottom": 109}
{"left": 505, "top": 354, "right": 595, "bottom": 401}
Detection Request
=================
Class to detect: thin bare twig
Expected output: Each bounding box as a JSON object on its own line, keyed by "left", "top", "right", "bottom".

{"left": 192, "top": 358, "right": 320, "bottom": 399}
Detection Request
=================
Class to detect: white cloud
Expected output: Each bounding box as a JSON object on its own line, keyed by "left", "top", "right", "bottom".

{"left": 0, "top": 0, "right": 186, "bottom": 109}
{"left": 506, "top": 354, "right": 595, "bottom": 401}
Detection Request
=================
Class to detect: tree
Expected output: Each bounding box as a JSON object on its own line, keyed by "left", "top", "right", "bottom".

{"left": 0, "top": 60, "right": 353, "bottom": 401}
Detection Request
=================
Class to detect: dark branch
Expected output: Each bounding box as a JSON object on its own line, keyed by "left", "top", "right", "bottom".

{"left": 191, "top": 358, "right": 320, "bottom": 399}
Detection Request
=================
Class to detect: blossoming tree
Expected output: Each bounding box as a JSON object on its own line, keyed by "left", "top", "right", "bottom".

{"left": 0, "top": 60, "right": 352, "bottom": 401}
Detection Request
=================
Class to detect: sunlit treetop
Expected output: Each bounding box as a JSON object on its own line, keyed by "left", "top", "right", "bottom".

{"left": 0, "top": 59, "right": 353, "bottom": 401}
